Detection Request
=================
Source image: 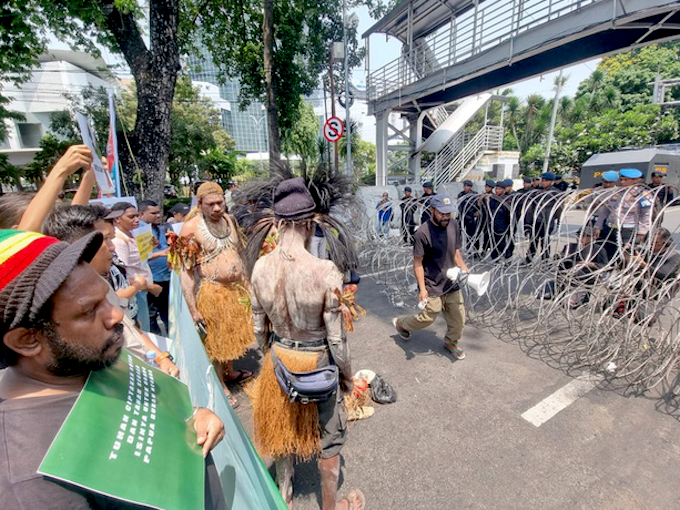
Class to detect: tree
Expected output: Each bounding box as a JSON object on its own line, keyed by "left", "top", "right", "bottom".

{"left": 187, "top": 0, "right": 372, "bottom": 174}
{"left": 24, "top": 135, "right": 73, "bottom": 186}
{"left": 12, "top": 0, "right": 183, "bottom": 204}
{"left": 555, "top": 104, "right": 677, "bottom": 170}
{"left": 0, "top": 0, "right": 44, "bottom": 141}
{"left": 112, "top": 76, "right": 234, "bottom": 190}
{"left": 47, "top": 77, "right": 234, "bottom": 193}
{"left": 281, "top": 99, "right": 321, "bottom": 178}
{"left": 0, "top": 154, "right": 21, "bottom": 192}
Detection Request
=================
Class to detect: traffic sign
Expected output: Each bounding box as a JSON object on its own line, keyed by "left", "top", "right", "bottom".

{"left": 323, "top": 116, "right": 344, "bottom": 143}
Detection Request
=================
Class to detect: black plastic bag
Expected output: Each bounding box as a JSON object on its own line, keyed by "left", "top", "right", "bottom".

{"left": 370, "top": 374, "right": 397, "bottom": 404}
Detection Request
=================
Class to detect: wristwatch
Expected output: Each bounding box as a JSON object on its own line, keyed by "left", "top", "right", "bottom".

{"left": 155, "top": 351, "right": 174, "bottom": 364}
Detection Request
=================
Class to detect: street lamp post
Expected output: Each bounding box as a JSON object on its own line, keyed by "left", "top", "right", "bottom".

{"left": 343, "top": 6, "right": 359, "bottom": 178}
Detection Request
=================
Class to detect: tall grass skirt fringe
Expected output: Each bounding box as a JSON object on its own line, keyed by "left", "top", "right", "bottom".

{"left": 250, "top": 345, "right": 322, "bottom": 459}
{"left": 196, "top": 280, "right": 254, "bottom": 362}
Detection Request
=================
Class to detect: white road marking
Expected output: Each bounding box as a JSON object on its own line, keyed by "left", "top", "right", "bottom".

{"left": 521, "top": 373, "right": 603, "bottom": 427}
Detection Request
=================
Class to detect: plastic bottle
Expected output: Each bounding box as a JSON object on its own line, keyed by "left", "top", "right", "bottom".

{"left": 145, "top": 350, "right": 158, "bottom": 367}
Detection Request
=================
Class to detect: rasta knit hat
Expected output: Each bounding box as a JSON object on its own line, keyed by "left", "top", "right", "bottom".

{"left": 0, "top": 230, "right": 103, "bottom": 366}
{"left": 196, "top": 182, "right": 224, "bottom": 199}
{"left": 273, "top": 177, "right": 317, "bottom": 220}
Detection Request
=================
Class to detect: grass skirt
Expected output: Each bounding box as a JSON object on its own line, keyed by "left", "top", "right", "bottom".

{"left": 196, "top": 280, "right": 254, "bottom": 363}
{"left": 250, "top": 345, "right": 322, "bottom": 459}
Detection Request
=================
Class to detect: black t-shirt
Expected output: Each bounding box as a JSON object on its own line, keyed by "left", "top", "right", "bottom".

{"left": 0, "top": 392, "right": 228, "bottom": 509}
{"left": 413, "top": 218, "right": 462, "bottom": 297}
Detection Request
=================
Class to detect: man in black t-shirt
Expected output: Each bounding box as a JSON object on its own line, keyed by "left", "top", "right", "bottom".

{"left": 392, "top": 195, "right": 470, "bottom": 360}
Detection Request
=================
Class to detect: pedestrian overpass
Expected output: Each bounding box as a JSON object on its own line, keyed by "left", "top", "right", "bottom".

{"left": 363, "top": 0, "right": 680, "bottom": 185}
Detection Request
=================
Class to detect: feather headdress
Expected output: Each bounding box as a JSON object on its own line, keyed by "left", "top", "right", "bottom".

{"left": 234, "top": 163, "right": 358, "bottom": 277}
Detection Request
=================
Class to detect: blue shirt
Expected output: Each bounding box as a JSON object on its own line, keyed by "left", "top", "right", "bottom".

{"left": 140, "top": 221, "right": 171, "bottom": 282}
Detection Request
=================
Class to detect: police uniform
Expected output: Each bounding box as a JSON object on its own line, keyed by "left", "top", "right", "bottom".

{"left": 595, "top": 168, "right": 653, "bottom": 258}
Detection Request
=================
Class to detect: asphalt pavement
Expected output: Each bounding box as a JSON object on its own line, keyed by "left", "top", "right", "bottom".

{"left": 234, "top": 269, "right": 680, "bottom": 510}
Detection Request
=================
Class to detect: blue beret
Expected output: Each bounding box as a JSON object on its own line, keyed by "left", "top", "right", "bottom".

{"left": 541, "top": 172, "right": 556, "bottom": 181}
{"left": 523, "top": 177, "right": 532, "bottom": 183}
{"left": 485, "top": 179, "right": 496, "bottom": 187}
{"left": 422, "top": 181, "right": 433, "bottom": 188}
{"left": 463, "top": 180, "right": 473, "bottom": 186}
{"left": 601, "top": 171, "right": 619, "bottom": 182}
{"left": 404, "top": 186, "right": 412, "bottom": 192}
{"left": 619, "top": 168, "right": 642, "bottom": 179}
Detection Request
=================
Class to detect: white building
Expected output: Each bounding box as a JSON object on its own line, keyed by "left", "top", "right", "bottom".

{"left": 0, "top": 50, "right": 115, "bottom": 167}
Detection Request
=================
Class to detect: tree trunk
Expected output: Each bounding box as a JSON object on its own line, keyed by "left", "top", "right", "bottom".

{"left": 263, "top": 0, "right": 281, "bottom": 174}
{"left": 98, "top": 0, "right": 179, "bottom": 206}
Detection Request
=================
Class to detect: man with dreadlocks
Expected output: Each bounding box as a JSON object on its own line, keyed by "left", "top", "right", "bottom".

{"left": 177, "top": 182, "right": 254, "bottom": 407}
{"left": 245, "top": 176, "right": 364, "bottom": 510}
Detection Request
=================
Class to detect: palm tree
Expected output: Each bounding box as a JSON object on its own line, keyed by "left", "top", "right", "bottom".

{"left": 507, "top": 96, "right": 523, "bottom": 152}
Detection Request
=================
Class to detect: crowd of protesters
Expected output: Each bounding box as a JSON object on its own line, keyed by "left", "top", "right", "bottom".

{"left": 0, "top": 144, "right": 367, "bottom": 510}
{"left": 1, "top": 140, "right": 677, "bottom": 510}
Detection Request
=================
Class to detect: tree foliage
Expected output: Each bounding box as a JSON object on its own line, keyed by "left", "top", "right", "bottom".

{"left": 185, "top": 0, "right": 381, "bottom": 169}
{"left": 30, "top": 78, "right": 234, "bottom": 194}
{"left": 503, "top": 41, "right": 680, "bottom": 174}
{"left": 281, "top": 99, "right": 322, "bottom": 178}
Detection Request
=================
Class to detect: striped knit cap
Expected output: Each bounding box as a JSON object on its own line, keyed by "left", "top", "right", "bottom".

{"left": 0, "top": 230, "right": 102, "bottom": 367}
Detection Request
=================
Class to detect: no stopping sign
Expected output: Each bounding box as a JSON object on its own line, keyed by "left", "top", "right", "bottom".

{"left": 323, "top": 116, "right": 344, "bottom": 143}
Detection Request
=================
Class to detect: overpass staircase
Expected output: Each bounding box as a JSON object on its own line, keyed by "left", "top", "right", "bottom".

{"left": 420, "top": 123, "right": 503, "bottom": 189}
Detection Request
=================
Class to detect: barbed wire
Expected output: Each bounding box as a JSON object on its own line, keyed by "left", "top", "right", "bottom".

{"left": 351, "top": 184, "right": 680, "bottom": 396}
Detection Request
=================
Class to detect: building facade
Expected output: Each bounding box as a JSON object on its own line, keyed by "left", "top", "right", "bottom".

{"left": 184, "top": 53, "right": 268, "bottom": 155}
{"left": 0, "top": 50, "right": 115, "bottom": 167}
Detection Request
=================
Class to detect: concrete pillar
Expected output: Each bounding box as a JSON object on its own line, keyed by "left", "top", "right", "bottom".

{"left": 408, "top": 117, "right": 421, "bottom": 184}
{"left": 375, "top": 109, "right": 389, "bottom": 186}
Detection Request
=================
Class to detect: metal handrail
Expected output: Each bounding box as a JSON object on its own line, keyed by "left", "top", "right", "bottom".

{"left": 421, "top": 125, "right": 503, "bottom": 188}
{"left": 368, "top": 0, "right": 598, "bottom": 101}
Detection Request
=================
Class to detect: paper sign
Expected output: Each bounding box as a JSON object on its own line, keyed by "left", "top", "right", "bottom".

{"left": 76, "top": 111, "right": 115, "bottom": 194}
{"left": 170, "top": 222, "right": 184, "bottom": 235}
{"left": 132, "top": 224, "right": 154, "bottom": 262}
{"left": 38, "top": 349, "right": 204, "bottom": 510}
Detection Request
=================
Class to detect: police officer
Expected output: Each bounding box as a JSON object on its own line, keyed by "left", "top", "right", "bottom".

{"left": 590, "top": 171, "right": 620, "bottom": 248}
{"left": 649, "top": 170, "right": 675, "bottom": 206}
{"left": 420, "top": 181, "right": 436, "bottom": 224}
{"left": 516, "top": 177, "right": 533, "bottom": 195}
{"left": 553, "top": 174, "right": 570, "bottom": 192}
{"left": 594, "top": 168, "right": 653, "bottom": 258}
{"left": 400, "top": 186, "right": 418, "bottom": 245}
{"left": 487, "top": 180, "right": 514, "bottom": 260}
{"left": 479, "top": 179, "right": 496, "bottom": 253}
{"left": 526, "top": 172, "right": 561, "bottom": 261}
{"left": 457, "top": 179, "right": 479, "bottom": 254}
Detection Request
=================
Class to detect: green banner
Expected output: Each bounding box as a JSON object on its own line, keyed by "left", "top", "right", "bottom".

{"left": 39, "top": 348, "right": 204, "bottom": 510}
{"left": 168, "top": 273, "right": 288, "bottom": 510}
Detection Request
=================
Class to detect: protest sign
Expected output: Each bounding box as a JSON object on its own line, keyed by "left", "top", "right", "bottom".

{"left": 75, "top": 111, "right": 115, "bottom": 195}
{"left": 39, "top": 349, "right": 204, "bottom": 510}
{"left": 107, "top": 89, "right": 123, "bottom": 197}
{"left": 132, "top": 224, "right": 154, "bottom": 262}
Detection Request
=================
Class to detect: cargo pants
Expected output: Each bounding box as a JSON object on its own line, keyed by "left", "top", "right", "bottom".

{"left": 398, "top": 289, "right": 466, "bottom": 349}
